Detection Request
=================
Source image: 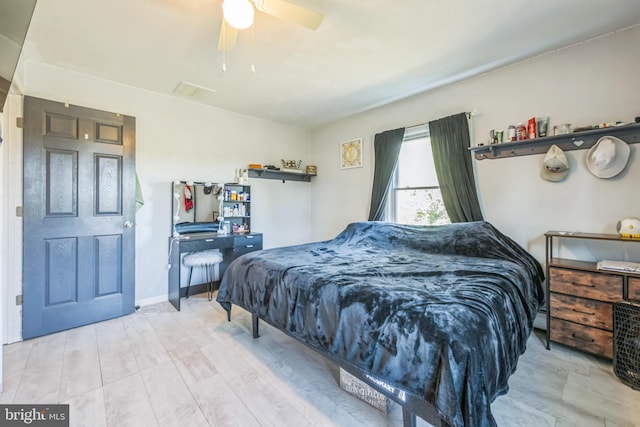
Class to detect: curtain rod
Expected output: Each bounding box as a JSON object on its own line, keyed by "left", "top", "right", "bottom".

{"left": 405, "top": 110, "right": 478, "bottom": 130}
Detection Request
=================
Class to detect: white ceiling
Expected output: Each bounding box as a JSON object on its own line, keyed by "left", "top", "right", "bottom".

{"left": 21, "top": 0, "right": 640, "bottom": 128}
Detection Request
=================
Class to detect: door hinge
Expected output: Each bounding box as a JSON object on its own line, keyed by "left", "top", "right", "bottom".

{"left": 16, "top": 206, "right": 23, "bottom": 217}
{"left": 16, "top": 295, "right": 23, "bottom": 305}
{"left": 16, "top": 117, "right": 24, "bottom": 128}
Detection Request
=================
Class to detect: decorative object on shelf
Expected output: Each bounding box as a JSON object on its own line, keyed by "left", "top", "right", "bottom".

{"left": 306, "top": 165, "right": 317, "bottom": 175}
{"left": 282, "top": 159, "right": 301, "bottom": 168}
{"left": 528, "top": 117, "right": 537, "bottom": 139}
{"left": 340, "top": 138, "right": 363, "bottom": 169}
{"left": 485, "top": 129, "right": 503, "bottom": 145}
{"left": 537, "top": 117, "right": 549, "bottom": 137}
{"left": 617, "top": 218, "right": 640, "bottom": 238}
{"left": 540, "top": 144, "right": 569, "bottom": 182}
{"left": 508, "top": 125, "right": 516, "bottom": 142}
{"left": 586, "top": 136, "right": 630, "bottom": 179}
{"left": 281, "top": 159, "right": 303, "bottom": 173}
{"left": 232, "top": 169, "right": 250, "bottom": 184}
{"left": 248, "top": 163, "right": 262, "bottom": 169}
{"left": 554, "top": 123, "right": 572, "bottom": 135}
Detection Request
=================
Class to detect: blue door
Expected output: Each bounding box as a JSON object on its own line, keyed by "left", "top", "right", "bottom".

{"left": 22, "top": 96, "right": 136, "bottom": 339}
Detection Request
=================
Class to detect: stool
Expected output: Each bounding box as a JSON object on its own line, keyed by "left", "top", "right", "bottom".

{"left": 183, "top": 250, "right": 223, "bottom": 301}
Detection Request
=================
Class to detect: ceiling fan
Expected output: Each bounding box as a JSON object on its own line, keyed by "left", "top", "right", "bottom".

{"left": 218, "top": 0, "right": 324, "bottom": 50}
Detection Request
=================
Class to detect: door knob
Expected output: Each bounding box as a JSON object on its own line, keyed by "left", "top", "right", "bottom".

{"left": 124, "top": 221, "right": 133, "bottom": 228}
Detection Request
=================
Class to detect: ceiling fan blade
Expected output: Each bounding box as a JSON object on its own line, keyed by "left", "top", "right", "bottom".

{"left": 217, "top": 18, "right": 239, "bottom": 51}
{"left": 256, "top": 0, "right": 323, "bottom": 30}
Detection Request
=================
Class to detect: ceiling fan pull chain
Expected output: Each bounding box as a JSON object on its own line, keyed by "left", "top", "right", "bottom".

{"left": 222, "top": 21, "right": 227, "bottom": 72}
{"left": 251, "top": 22, "right": 256, "bottom": 74}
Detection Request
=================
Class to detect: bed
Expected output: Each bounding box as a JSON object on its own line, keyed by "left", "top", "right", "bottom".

{"left": 216, "top": 221, "right": 544, "bottom": 427}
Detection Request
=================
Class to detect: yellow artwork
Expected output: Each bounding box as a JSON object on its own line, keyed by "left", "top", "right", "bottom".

{"left": 340, "top": 138, "right": 363, "bottom": 169}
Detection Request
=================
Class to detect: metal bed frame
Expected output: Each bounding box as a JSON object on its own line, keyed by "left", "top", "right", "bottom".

{"left": 227, "top": 309, "right": 453, "bottom": 427}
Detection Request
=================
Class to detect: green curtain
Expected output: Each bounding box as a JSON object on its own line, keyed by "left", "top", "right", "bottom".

{"left": 429, "top": 113, "right": 483, "bottom": 223}
{"left": 367, "top": 127, "right": 405, "bottom": 221}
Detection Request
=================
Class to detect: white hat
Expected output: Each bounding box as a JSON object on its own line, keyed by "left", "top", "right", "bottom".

{"left": 541, "top": 144, "right": 569, "bottom": 182}
{"left": 586, "top": 136, "right": 630, "bottom": 179}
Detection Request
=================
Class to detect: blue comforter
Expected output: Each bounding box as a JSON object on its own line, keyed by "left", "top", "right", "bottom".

{"left": 217, "top": 221, "right": 544, "bottom": 426}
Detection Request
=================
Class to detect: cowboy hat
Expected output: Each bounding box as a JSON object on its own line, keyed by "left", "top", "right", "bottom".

{"left": 586, "top": 136, "right": 630, "bottom": 179}
{"left": 541, "top": 144, "right": 569, "bottom": 182}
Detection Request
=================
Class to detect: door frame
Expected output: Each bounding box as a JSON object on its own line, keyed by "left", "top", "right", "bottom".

{"left": 1, "top": 93, "right": 24, "bottom": 344}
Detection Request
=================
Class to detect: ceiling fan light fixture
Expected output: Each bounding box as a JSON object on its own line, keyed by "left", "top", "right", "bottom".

{"left": 223, "top": 0, "right": 255, "bottom": 30}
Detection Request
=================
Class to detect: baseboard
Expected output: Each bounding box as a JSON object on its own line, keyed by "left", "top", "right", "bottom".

{"left": 134, "top": 281, "right": 221, "bottom": 308}
{"left": 135, "top": 294, "right": 169, "bottom": 307}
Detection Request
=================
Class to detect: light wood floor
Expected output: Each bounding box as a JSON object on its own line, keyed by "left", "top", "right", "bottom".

{"left": 1, "top": 294, "right": 638, "bottom": 427}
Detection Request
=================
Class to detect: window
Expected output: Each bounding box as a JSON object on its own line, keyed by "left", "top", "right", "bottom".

{"left": 386, "top": 126, "right": 450, "bottom": 225}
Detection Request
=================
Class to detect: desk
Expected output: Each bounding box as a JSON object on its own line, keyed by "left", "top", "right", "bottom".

{"left": 168, "top": 232, "right": 263, "bottom": 310}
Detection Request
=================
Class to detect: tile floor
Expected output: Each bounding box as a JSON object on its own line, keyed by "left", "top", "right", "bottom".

{"left": 1, "top": 294, "right": 639, "bottom": 426}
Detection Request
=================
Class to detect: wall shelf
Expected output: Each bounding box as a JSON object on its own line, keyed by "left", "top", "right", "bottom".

{"left": 470, "top": 122, "right": 640, "bottom": 160}
{"left": 248, "top": 168, "right": 315, "bottom": 182}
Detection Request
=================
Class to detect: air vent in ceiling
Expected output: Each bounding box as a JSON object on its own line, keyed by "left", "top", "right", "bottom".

{"left": 173, "top": 81, "right": 216, "bottom": 101}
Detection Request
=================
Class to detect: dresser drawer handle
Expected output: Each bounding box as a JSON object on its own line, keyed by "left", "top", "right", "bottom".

{"left": 245, "top": 235, "right": 254, "bottom": 239}
{"left": 571, "top": 282, "right": 595, "bottom": 288}
{"left": 572, "top": 308, "right": 596, "bottom": 316}
{"left": 245, "top": 245, "right": 254, "bottom": 248}
{"left": 571, "top": 333, "right": 595, "bottom": 343}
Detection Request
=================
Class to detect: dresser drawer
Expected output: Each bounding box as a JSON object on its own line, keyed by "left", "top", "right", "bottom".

{"left": 629, "top": 277, "right": 640, "bottom": 301}
{"left": 550, "top": 293, "right": 613, "bottom": 330}
{"left": 550, "top": 318, "right": 613, "bottom": 359}
{"left": 549, "top": 267, "right": 622, "bottom": 302}
{"left": 233, "top": 245, "right": 262, "bottom": 257}
{"left": 234, "top": 233, "right": 263, "bottom": 248}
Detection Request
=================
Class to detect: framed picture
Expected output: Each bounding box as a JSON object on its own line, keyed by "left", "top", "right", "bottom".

{"left": 340, "top": 138, "right": 363, "bottom": 169}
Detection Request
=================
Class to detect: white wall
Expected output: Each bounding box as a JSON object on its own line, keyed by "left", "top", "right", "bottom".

{"left": 310, "top": 26, "right": 640, "bottom": 265}
{"left": 2, "top": 60, "right": 313, "bottom": 320}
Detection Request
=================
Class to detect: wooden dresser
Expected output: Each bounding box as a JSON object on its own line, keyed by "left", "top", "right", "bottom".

{"left": 545, "top": 232, "right": 640, "bottom": 359}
